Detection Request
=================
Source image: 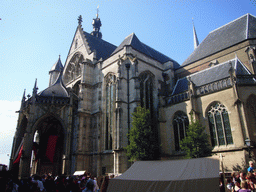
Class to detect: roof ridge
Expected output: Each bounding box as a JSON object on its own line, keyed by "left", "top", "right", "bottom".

{"left": 210, "top": 13, "right": 251, "bottom": 34}
{"left": 182, "top": 13, "right": 256, "bottom": 67}
{"left": 128, "top": 32, "right": 135, "bottom": 44}
{"left": 246, "top": 13, "right": 249, "bottom": 39}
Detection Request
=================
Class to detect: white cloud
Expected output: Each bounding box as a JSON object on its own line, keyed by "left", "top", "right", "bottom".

{"left": 0, "top": 100, "right": 20, "bottom": 165}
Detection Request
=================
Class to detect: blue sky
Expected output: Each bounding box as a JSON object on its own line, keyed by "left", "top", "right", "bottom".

{"left": 0, "top": 0, "right": 255, "bottom": 166}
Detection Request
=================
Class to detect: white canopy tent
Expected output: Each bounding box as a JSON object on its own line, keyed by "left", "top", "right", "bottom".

{"left": 107, "top": 157, "right": 219, "bottom": 192}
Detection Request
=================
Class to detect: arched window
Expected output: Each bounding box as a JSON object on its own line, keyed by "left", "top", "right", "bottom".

{"left": 208, "top": 102, "right": 233, "bottom": 147}
{"left": 173, "top": 111, "right": 189, "bottom": 151}
{"left": 63, "top": 53, "right": 83, "bottom": 84}
{"left": 105, "top": 74, "right": 116, "bottom": 150}
{"left": 139, "top": 72, "right": 154, "bottom": 114}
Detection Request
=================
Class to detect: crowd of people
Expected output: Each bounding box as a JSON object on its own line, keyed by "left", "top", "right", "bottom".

{"left": 220, "top": 161, "right": 256, "bottom": 192}
{"left": 3, "top": 161, "right": 256, "bottom": 192}
{"left": 0, "top": 171, "right": 112, "bottom": 192}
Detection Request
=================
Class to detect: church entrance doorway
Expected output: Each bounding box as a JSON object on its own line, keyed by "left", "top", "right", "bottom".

{"left": 31, "top": 116, "right": 64, "bottom": 176}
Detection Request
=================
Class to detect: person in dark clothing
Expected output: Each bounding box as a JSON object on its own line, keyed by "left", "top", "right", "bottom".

{"left": 44, "top": 175, "right": 56, "bottom": 192}
{"left": 55, "top": 176, "right": 66, "bottom": 192}
{"left": 66, "top": 177, "right": 80, "bottom": 192}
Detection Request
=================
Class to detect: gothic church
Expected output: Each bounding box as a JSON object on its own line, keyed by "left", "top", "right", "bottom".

{"left": 10, "top": 13, "right": 256, "bottom": 178}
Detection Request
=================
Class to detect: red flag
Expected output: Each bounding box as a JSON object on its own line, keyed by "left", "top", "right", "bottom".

{"left": 46, "top": 135, "right": 58, "bottom": 163}
{"left": 13, "top": 145, "right": 23, "bottom": 164}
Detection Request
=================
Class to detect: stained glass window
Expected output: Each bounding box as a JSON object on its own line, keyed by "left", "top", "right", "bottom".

{"left": 139, "top": 73, "right": 154, "bottom": 115}
{"left": 208, "top": 102, "right": 233, "bottom": 147}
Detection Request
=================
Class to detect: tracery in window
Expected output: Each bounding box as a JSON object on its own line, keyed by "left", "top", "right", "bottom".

{"left": 208, "top": 102, "right": 233, "bottom": 147}
{"left": 105, "top": 74, "right": 116, "bottom": 150}
{"left": 172, "top": 111, "right": 189, "bottom": 151}
{"left": 63, "top": 53, "right": 83, "bottom": 84}
{"left": 139, "top": 72, "right": 154, "bottom": 115}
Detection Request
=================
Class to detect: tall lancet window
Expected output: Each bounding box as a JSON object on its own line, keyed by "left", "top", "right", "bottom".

{"left": 139, "top": 72, "right": 154, "bottom": 114}
{"left": 208, "top": 102, "right": 233, "bottom": 147}
{"left": 105, "top": 74, "right": 116, "bottom": 150}
{"left": 173, "top": 111, "right": 189, "bottom": 151}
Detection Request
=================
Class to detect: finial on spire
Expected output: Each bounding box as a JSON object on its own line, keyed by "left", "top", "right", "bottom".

{"left": 78, "top": 15, "right": 82, "bottom": 25}
{"left": 91, "top": 6, "right": 102, "bottom": 39}
{"left": 192, "top": 18, "right": 199, "bottom": 50}
{"left": 96, "top": 5, "right": 99, "bottom": 18}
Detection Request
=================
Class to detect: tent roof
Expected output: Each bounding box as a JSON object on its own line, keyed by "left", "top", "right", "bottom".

{"left": 115, "top": 157, "right": 219, "bottom": 181}
{"left": 107, "top": 158, "right": 219, "bottom": 192}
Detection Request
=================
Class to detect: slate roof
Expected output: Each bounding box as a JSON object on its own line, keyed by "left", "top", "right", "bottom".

{"left": 50, "top": 56, "right": 63, "bottom": 73}
{"left": 112, "top": 33, "right": 180, "bottom": 69}
{"left": 182, "top": 14, "right": 256, "bottom": 66}
{"left": 39, "top": 73, "right": 69, "bottom": 97}
{"left": 83, "top": 31, "right": 117, "bottom": 60}
{"left": 172, "top": 58, "right": 251, "bottom": 95}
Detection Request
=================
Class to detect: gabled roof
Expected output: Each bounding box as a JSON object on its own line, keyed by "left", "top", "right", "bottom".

{"left": 112, "top": 33, "right": 180, "bottom": 68}
{"left": 83, "top": 31, "right": 117, "bottom": 60}
{"left": 182, "top": 14, "right": 256, "bottom": 66}
{"left": 38, "top": 73, "right": 69, "bottom": 97}
{"left": 172, "top": 58, "right": 251, "bottom": 95}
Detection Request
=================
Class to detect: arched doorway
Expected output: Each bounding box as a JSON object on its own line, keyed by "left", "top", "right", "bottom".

{"left": 31, "top": 116, "right": 64, "bottom": 176}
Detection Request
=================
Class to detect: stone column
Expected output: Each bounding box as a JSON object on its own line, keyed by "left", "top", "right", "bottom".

{"left": 188, "top": 78, "right": 199, "bottom": 120}
{"left": 96, "top": 114, "right": 102, "bottom": 176}
{"left": 64, "top": 93, "right": 73, "bottom": 175}
{"left": 19, "top": 132, "right": 33, "bottom": 179}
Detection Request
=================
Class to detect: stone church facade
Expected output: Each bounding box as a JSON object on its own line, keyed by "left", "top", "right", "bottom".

{"left": 10, "top": 13, "right": 256, "bottom": 179}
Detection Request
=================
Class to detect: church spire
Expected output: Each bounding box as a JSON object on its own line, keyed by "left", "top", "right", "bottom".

{"left": 192, "top": 18, "right": 199, "bottom": 50}
{"left": 20, "top": 89, "right": 26, "bottom": 109}
{"left": 32, "top": 79, "right": 38, "bottom": 104}
{"left": 91, "top": 6, "right": 102, "bottom": 39}
{"left": 32, "top": 78, "right": 38, "bottom": 96}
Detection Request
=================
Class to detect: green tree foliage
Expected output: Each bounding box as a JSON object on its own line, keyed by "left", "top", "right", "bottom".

{"left": 125, "top": 106, "right": 159, "bottom": 162}
{"left": 180, "top": 118, "right": 212, "bottom": 158}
